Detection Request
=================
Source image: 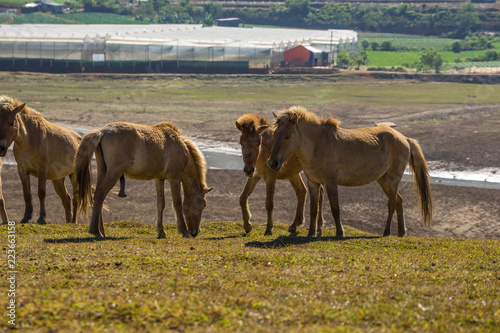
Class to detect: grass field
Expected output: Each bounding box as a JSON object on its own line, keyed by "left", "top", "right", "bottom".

{"left": 2, "top": 221, "right": 499, "bottom": 331}
{"left": 358, "top": 33, "right": 460, "bottom": 50}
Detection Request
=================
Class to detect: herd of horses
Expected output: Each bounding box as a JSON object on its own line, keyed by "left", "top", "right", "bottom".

{"left": 0, "top": 95, "right": 433, "bottom": 239}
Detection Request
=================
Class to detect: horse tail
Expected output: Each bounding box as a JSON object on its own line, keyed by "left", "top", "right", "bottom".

{"left": 407, "top": 138, "right": 433, "bottom": 228}
{"left": 75, "top": 130, "right": 103, "bottom": 220}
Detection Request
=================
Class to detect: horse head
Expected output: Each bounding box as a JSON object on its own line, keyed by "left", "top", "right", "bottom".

{"left": 183, "top": 187, "right": 214, "bottom": 237}
{"left": 0, "top": 101, "right": 25, "bottom": 157}
{"left": 236, "top": 120, "right": 262, "bottom": 177}
{"left": 268, "top": 110, "right": 299, "bottom": 171}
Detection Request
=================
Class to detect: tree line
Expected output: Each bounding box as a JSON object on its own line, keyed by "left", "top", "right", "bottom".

{"left": 76, "top": 0, "right": 499, "bottom": 38}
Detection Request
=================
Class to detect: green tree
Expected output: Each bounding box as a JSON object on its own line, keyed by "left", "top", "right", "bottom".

{"left": 337, "top": 50, "right": 351, "bottom": 68}
{"left": 380, "top": 40, "right": 394, "bottom": 51}
{"left": 285, "top": 0, "right": 311, "bottom": 18}
{"left": 370, "top": 41, "right": 379, "bottom": 51}
{"left": 420, "top": 50, "right": 444, "bottom": 73}
{"left": 354, "top": 51, "right": 368, "bottom": 70}
{"left": 451, "top": 41, "right": 462, "bottom": 53}
{"left": 361, "top": 40, "right": 370, "bottom": 50}
{"left": 204, "top": 2, "right": 222, "bottom": 18}
{"left": 455, "top": 3, "right": 480, "bottom": 38}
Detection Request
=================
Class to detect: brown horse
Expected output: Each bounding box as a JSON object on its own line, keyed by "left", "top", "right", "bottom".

{"left": 0, "top": 96, "right": 81, "bottom": 224}
{"left": 236, "top": 114, "right": 324, "bottom": 236}
{"left": 75, "top": 121, "right": 214, "bottom": 238}
{"left": 0, "top": 158, "right": 9, "bottom": 224}
{"left": 268, "top": 106, "right": 433, "bottom": 238}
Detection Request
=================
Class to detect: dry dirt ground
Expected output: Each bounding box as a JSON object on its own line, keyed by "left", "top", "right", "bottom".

{"left": 2, "top": 165, "right": 500, "bottom": 239}
{"left": 1, "top": 73, "right": 499, "bottom": 240}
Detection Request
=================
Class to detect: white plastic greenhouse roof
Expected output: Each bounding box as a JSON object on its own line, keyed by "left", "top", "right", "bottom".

{"left": 0, "top": 24, "right": 357, "bottom": 51}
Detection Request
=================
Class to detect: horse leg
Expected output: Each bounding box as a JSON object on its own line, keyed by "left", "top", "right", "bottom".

{"left": 306, "top": 180, "right": 321, "bottom": 238}
{"left": 377, "top": 174, "right": 406, "bottom": 237}
{"left": 69, "top": 173, "right": 78, "bottom": 223}
{"left": 118, "top": 175, "right": 127, "bottom": 198}
{"left": 288, "top": 174, "right": 306, "bottom": 234}
{"left": 156, "top": 179, "right": 166, "bottom": 239}
{"left": 168, "top": 178, "right": 189, "bottom": 237}
{"left": 17, "top": 169, "right": 32, "bottom": 223}
{"left": 0, "top": 169, "right": 8, "bottom": 224}
{"left": 264, "top": 176, "right": 276, "bottom": 236}
{"left": 52, "top": 178, "right": 72, "bottom": 223}
{"left": 325, "top": 181, "right": 344, "bottom": 238}
{"left": 317, "top": 186, "right": 325, "bottom": 237}
{"left": 36, "top": 173, "right": 47, "bottom": 225}
{"left": 90, "top": 173, "right": 119, "bottom": 238}
{"left": 239, "top": 176, "right": 260, "bottom": 234}
{"left": 0, "top": 194, "right": 7, "bottom": 224}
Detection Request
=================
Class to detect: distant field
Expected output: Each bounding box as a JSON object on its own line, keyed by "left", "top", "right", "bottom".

{"left": 11, "top": 12, "right": 139, "bottom": 24}
{"left": 358, "top": 33, "right": 460, "bottom": 50}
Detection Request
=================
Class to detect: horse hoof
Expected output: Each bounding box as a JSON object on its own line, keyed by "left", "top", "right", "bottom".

{"left": 306, "top": 232, "right": 316, "bottom": 238}
{"left": 264, "top": 230, "right": 272, "bottom": 236}
{"left": 20, "top": 218, "right": 30, "bottom": 224}
{"left": 37, "top": 219, "right": 47, "bottom": 225}
{"left": 157, "top": 232, "right": 166, "bottom": 239}
{"left": 288, "top": 226, "right": 297, "bottom": 234}
{"left": 243, "top": 223, "right": 252, "bottom": 234}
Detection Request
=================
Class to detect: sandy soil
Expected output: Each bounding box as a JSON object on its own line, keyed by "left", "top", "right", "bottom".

{"left": 1, "top": 73, "right": 499, "bottom": 240}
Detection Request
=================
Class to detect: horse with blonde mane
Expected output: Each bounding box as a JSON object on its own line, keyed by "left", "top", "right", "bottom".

{"left": 236, "top": 114, "right": 324, "bottom": 235}
{"left": 75, "top": 121, "right": 214, "bottom": 238}
{"left": 268, "top": 106, "right": 433, "bottom": 238}
{"left": 0, "top": 96, "right": 81, "bottom": 224}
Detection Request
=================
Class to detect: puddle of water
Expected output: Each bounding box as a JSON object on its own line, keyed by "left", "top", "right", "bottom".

{"left": 203, "top": 148, "right": 500, "bottom": 190}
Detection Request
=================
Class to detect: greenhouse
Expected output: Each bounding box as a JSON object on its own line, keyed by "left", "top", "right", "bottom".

{"left": 0, "top": 24, "right": 357, "bottom": 73}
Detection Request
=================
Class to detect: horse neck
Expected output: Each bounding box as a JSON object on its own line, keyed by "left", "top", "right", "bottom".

{"left": 181, "top": 156, "right": 203, "bottom": 197}
{"left": 13, "top": 112, "right": 33, "bottom": 146}
{"left": 295, "top": 122, "right": 330, "bottom": 161}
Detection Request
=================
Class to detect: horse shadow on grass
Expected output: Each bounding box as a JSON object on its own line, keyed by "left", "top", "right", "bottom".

{"left": 44, "top": 236, "right": 131, "bottom": 244}
{"left": 245, "top": 234, "right": 381, "bottom": 249}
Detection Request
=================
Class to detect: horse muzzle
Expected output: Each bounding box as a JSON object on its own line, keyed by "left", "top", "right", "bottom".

{"left": 243, "top": 166, "right": 255, "bottom": 177}
{"left": 189, "top": 228, "right": 200, "bottom": 238}
{"left": 0, "top": 142, "right": 8, "bottom": 157}
{"left": 267, "top": 157, "right": 282, "bottom": 171}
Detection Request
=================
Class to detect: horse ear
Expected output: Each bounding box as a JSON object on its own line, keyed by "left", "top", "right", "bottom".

{"left": 204, "top": 187, "right": 214, "bottom": 194}
{"left": 12, "top": 103, "right": 26, "bottom": 114}
{"left": 235, "top": 121, "right": 243, "bottom": 132}
{"left": 272, "top": 112, "right": 278, "bottom": 118}
{"left": 258, "top": 124, "right": 269, "bottom": 133}
{"left": 290, "top": 113, "right": 298, "bottom": 125}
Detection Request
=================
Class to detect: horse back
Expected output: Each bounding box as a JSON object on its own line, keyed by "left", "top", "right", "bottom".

{"left": 14, "top": 115, "right": 81, "bottom": 179}
{"left": 319, "top": 125, "right": 411, "bottom": 186}
{"left": 99, "top": 122, "right": 189, "bottom": 180}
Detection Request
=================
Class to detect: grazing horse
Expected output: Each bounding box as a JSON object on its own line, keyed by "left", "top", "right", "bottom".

{"left": 0, "top": 96, "right": 81, "bottom": 224}
{"left": 236, "top": 114, "right": 324, "bottom": 235}
{"left": 75, "top": 121, "right": 214, "bottom": 238}
{"left": 268, "top": 106, "right": 433, "bottom": 238}
{"left": 0, "top": 158, "right": 9, "bottom": 224}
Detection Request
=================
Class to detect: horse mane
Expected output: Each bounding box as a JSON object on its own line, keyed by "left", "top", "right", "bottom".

{"left": 278, "top": 106, "right": 341, "bottom": 127}
{"left": 182, "top": 138, "right": 207, "bottom": 189}
{"left": 0, "top": 95, "right": 41, "bottom": 117}
{"left": 155, "top": 121, "right": 182, "bottom": 135}
{"left": 236, "top": 114, "right": 270, "bottom": 131}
